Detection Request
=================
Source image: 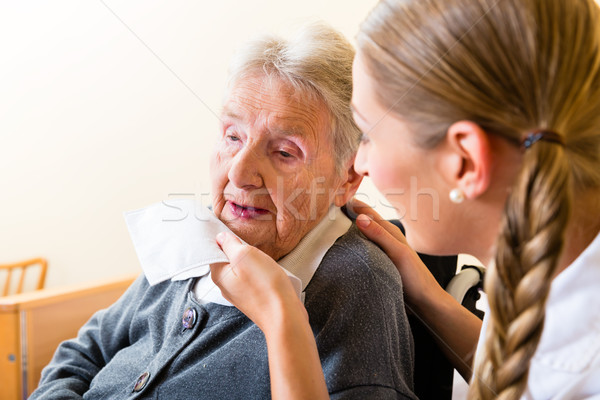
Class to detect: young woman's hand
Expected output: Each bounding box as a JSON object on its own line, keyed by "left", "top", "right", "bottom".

{"left": 210, "top": 232, "right": 307, "bottom": 332}
{"left": 211, "top": 232, "right": 328, "bottom": 400}
{"left": 348, "top": 198, "right": 482, "bottom": 380}
{"left": 348, "top": 198, "right": 443, "bottom": 313}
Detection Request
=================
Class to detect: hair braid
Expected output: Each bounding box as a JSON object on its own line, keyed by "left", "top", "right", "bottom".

{"left": 470, "top": 141, "right": 570, "bottom": 399}
{"left": 358, "top": 0, "right": 600, "bottom": 395}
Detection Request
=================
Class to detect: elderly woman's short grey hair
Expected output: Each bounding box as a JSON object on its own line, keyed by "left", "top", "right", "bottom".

{"left": 226, "top": 22, "right": 361, "bottom": 172}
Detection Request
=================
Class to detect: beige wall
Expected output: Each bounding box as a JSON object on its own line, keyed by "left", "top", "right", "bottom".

{"left": 1, "top": 1, "right": 382, "bottom": 288}
{"left": 7, "top": 1, "right": 590, "bottom": 288}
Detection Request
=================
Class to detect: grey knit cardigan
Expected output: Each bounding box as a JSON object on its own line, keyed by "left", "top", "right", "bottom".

{"left": 30, "top": 225, "right": 417, "bottom": 399}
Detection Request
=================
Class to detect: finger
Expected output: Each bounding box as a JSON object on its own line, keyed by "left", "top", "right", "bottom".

{"left": 357, "top": 213, "right": 408, "bottom": 244}
{"left": 216, "top": 231, "right": 245, "bottom": 259}
{"left": 209, "top": 261, "right": 228, "bottom": 278}
{"left": 347, "top": 198, "right": 386, "bottom": 222}
{"left": 209, "top": 262, "right": 233, "bottom": 287}
{"left": 355, "top": 214, "right": 409, "bottom": 259}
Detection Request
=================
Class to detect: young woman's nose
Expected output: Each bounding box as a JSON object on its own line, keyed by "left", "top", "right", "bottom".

{"left": 353, "top": 142, "right": 370, "bottom": 177}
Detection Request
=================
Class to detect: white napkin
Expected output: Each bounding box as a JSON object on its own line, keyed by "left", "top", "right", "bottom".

{"left": 124, "top": 199, "right": 302, "bottom": 298}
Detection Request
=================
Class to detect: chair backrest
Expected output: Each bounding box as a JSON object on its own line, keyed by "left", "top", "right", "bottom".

{"left": 409, "top": 252, "right": 459, "bottom": 400}
{"left": 1, "top": 258, "right": 48, "bottom": 296}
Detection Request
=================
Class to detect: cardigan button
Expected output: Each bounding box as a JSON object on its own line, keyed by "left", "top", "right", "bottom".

{"left": 133, "top": 371, "right": 150, "bottom": 392}
{"left": 182, "top": 307, "right": 198, "bottom": 330}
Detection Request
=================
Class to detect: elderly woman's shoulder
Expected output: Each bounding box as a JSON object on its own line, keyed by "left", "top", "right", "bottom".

{"left": 303, "top": 223, "right": 406, "bottom": 328}
{"left": 312, "top": 224, "right": 404, "bottom": 293}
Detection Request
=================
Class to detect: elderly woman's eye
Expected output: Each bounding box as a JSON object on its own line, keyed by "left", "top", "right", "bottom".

{"left": 226, "top": 134, "right": 240, "bottom": 142}
{"left": 272, "top": 141, "right": 300, "bottom": 162}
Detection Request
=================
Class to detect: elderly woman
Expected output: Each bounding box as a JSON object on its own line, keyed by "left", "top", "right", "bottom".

{"left": 30, "top": 24, "right": 417, "bottom": 399}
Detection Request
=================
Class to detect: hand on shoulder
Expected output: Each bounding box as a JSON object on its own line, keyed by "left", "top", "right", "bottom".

{"left": 348, "top": 198, "right": 446, "bottom": 314}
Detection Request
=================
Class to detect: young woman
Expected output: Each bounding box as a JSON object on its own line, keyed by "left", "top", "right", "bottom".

{"left": 211, "top": 0, "right": 600, "bottom": 398}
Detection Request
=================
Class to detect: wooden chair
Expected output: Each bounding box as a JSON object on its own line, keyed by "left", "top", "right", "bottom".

{"left": 1, "top": 258, "right": 48, "bottom": 297}
{"left": 0, "top": 274, "right": 137, "bottom": 400}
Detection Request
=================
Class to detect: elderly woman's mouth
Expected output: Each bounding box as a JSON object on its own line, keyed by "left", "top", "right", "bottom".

{"left": 228, "top": 201, "right": 271, "bottom": 219}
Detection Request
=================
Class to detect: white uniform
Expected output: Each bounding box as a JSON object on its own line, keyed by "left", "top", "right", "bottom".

{"left": 475, "top": 232, "right": 600, "bottom": 399}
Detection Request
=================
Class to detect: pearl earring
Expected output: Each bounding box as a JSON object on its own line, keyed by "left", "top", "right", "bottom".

{"left": 449, "top": 188, "right": 465, "bottom": 204}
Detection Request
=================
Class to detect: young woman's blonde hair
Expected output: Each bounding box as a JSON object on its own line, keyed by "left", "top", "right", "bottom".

{"left": 358, "top": 0, "right": 600, "bottom": 398}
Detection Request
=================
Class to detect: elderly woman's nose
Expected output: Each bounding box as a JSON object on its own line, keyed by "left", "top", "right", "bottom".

{"left": 228, "top": 147, "right": 264, "bottom": 188}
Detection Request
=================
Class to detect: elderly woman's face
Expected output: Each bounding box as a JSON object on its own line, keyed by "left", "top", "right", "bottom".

{"left": 210, "top": 76, "right": 344, "bottom": 260}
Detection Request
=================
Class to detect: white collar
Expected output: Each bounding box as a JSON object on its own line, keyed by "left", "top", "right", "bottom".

{"left": 277, "top": 206, "right": 352, "bottom": 291}
{"left": 194, "top": 205, "right": 351, "bottom": 306}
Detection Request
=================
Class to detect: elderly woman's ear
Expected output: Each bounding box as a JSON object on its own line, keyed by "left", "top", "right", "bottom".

{"left": 334, "top": 163, "right": 364, "bottom": 207}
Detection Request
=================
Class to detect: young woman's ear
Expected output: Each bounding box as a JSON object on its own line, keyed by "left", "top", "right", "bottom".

{"left": 334, "top": 163, "right": 364, "bottom": 207}
{"left": 438, "top": 121, "right": 493, "bottom": 200}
